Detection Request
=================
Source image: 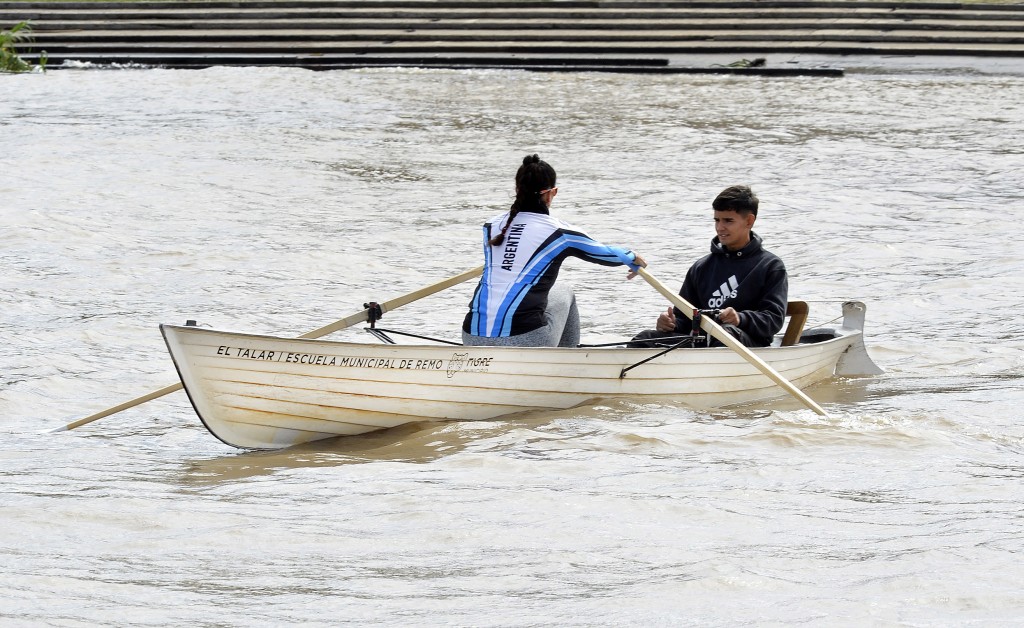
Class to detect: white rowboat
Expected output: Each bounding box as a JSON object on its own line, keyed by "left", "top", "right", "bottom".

{"left": 161, "top": 301, "right": 881, "bottom": 450}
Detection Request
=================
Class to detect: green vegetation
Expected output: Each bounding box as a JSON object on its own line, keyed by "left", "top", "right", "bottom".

{"left": 1, "top": 21, "right": 46, "bottom": 73}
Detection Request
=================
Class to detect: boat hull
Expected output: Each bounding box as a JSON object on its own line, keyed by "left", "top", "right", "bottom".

{"left": 161, "top": 302, "right": 877, "bottom": 450}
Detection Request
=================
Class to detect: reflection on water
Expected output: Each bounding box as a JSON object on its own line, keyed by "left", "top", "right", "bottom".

{"left": 2, "top": 65, "right": 1024, "bottom": 624}
{"left": 181, "top": 421, "right": 481, "bottom": 484}
{"left": 180, "top": 400, "right": 682, "bottom": 483}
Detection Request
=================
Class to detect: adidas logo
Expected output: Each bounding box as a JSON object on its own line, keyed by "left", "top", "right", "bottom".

{"left": 708, "top": 275, "right": 739, "bottom": 308}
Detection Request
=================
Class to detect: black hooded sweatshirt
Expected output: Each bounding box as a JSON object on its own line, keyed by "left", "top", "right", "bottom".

{"left": 673, "top": 231, "right": 788, "bottom": 347}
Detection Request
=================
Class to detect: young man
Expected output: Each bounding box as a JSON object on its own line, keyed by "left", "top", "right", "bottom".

{"left": 632, "top": 185, "right": 788, "bottom": 348}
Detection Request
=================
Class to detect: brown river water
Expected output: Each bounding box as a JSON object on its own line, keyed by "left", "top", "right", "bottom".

{"left": 2, "top": 61, "right": 1023, "bottom": 625}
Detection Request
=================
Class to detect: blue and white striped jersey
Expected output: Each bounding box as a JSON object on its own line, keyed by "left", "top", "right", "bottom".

{"left": 463, "top": 209, "right": 637, "bottom": 337}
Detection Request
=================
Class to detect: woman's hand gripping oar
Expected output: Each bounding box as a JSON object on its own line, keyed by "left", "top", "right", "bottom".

{"left": 51, "top": 266, "right": 484, "bottom": 433}
{"left": 636, "top": 267, "right": 830, "bottom": 417}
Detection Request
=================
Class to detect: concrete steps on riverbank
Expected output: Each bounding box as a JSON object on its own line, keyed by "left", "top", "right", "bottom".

{"left": 4, "top": 0, "right": 1024, "bottom": 74}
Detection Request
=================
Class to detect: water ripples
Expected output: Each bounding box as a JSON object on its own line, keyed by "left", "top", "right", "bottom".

{"left": 2, "top": 65, "right": 1024, "bottom": 624}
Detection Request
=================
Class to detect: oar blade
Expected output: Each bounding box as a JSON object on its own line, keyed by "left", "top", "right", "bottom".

{"left": 52, "top": 382, "right": 184, "bottom": 432}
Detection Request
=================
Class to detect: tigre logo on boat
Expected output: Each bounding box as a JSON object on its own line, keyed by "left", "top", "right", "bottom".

{"left": 448, "top": 352, "right": 494, "bottom": 378}
{"left": 448, "top": 353, "right": 467, "bottom": 378}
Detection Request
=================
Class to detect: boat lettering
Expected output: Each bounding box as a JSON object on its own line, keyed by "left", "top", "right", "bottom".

{"left": 217, "top": 346, "right": 279, "bottom": 361}
{"left": 447, "top": 353, "right": 493, "bottom": 377}
{"left": 286, "top": 352, "right": 338, "bottom": 366}
{"left": 330, "top": 357, "right": 443, "bottom": 369}
{"left": 226, "top": 351, "right": 476, "bottom": 371}
{"left": 237, "top": 348, "right": 277, "bottom": 361}
{"left": 397, "top": 359, "right": 444, "bottom": 370}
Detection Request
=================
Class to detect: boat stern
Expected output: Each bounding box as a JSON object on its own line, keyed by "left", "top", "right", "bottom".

{"left": 835, "top": 301, "right": 884, "bottom": 376}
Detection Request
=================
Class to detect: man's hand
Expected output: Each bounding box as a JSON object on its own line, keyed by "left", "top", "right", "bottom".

{"left": 718, "top": 307, "right": 740, "bottom": 327}
{"left": 655, "top": 307, "right": 677, "bottom": 332}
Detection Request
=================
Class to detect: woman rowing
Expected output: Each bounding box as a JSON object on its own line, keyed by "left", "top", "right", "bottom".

{"left": 462, "top": 154, "right": 646, "bottom": 347}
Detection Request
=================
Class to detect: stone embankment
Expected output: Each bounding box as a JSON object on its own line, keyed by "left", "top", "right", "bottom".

{"left": 3, "top": 0, "right": 1024, "bottom": 75}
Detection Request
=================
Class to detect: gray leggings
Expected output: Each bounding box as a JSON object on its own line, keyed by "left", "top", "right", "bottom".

{"left": 462, "top": 282, "right": 580, "bottom": 348}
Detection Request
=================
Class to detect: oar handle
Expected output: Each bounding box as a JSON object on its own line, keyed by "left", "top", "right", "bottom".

{"left": 637, "top": 268, "right": 829, "bottom": 417}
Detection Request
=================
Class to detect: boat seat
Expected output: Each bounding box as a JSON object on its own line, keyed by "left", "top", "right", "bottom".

{"left": 782, "top": 301, "right": 809, "bottom": 346}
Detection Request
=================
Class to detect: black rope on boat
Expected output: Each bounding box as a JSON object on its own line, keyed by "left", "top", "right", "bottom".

{"left": 365, "top": 328, "right": 396, "bottom": 344}
{"left": 619, "top": 309, "right": 713, "bottom": 378}
{"left": 577, "top": 340, "right": 638, "bottom": 347}
{"left": 579, "top": 335, "right": 697, "bottom": 348}
{"left": 362, "top": 327, "right": 463, "bottom": 346}
{"left": 619, "top": 338, "right": 694, "bottom": 379}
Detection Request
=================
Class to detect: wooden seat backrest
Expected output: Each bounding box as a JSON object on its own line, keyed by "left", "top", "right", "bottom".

{"left": 782, "top": 301, "right": 809, "bottom": 347}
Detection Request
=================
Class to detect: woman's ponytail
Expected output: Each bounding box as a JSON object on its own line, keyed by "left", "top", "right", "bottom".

{"left": 490, "top": 154, "right": 556, "bottom": 246}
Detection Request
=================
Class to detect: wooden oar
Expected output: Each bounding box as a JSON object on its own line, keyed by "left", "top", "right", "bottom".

{"left": 637, "top": 267, "right": 830, "bottom": 417}
{"left": 52, "top": 265, "right": 484, "bottom": 433}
